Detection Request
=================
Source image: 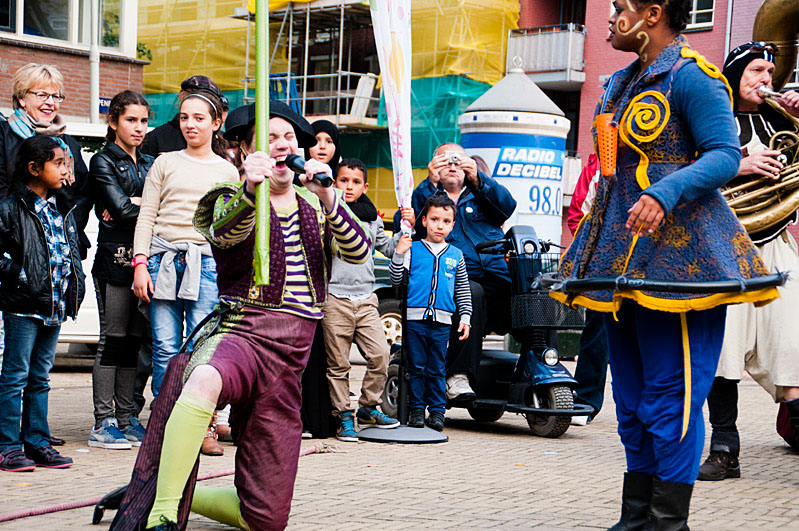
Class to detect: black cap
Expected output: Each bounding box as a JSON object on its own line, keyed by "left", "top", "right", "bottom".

{"left": 224, "top": 100, "right": 316, "bottom": 148}
{"left": 181, "top": 75, "right": 228, "bottom": 110}
{"left": 722, "top": 42, "right": 777, "bottom": 110}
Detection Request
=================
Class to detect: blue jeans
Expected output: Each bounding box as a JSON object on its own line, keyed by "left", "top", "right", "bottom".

{"left": 148, "top": 253, "right": 218, "bottom": 397}
{"left": 0, "top": 316, "right": 61, "bottom": 450}
{"left": 405, "top": 320, "right": 450, "bottom": 413}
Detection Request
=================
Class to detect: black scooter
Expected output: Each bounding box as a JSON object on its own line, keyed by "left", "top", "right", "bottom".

{"left": 381, "top": 225, "right": 593, "bottom": 438}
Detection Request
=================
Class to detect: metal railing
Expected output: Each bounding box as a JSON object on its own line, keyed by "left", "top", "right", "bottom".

{"left": 244, "top": 71, "right": 381, "bottom": 121}
{"left": 507, "top": 24, "right": 586, "bottom": 74}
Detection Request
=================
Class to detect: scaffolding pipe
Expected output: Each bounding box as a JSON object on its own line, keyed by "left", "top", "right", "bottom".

{"left": 336, "top": 0, "right": 345, "bottom": 125}
{"left": 287, "top": 4, "right": 293, "bottom": 105}
{"left": 244, "top": 12, "right": 253, "bottom": 103}
{"left": 89, "top": 0, "right": 100, "bottom": 123}
{"left": 302, "top": 2, "right": 310, "bottom": 114}
{"left": 270, "top": 7, "right": 289, "bottom": 71}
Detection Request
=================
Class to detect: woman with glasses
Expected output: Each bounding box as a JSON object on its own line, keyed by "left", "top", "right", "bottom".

{"left": 0, "top": 63, "right": 92, "bottom": 259}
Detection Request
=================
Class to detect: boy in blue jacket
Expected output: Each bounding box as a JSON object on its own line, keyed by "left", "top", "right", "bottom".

{"left": 390, "top": 195, "right": 472, "bottom": 431}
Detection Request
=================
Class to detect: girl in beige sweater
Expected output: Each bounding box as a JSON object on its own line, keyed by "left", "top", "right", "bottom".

{"left": 132, "top": 93, "right": 238, "bottom": 400}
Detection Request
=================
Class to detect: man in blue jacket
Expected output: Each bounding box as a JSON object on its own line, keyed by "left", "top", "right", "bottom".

{"left": 411, "top": 143, "right": 517, "bottom": 400}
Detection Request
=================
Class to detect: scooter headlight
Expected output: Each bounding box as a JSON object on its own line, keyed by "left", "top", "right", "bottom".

{"left": 542, "top": 348, "right": 559, "bottom": 366}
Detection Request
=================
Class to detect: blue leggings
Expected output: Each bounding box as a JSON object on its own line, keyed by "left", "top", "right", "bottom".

{"left": 604, "top": 302, "right": 726, "bottom": 484}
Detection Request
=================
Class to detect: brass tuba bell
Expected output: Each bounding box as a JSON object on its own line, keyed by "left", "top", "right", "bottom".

{"left": 722, "top": 0, "right": 799, "bottom": 236}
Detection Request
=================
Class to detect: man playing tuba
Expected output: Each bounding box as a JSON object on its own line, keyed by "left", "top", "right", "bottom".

{"left": 699, "top": 42, "right": 799, "bottom": 482}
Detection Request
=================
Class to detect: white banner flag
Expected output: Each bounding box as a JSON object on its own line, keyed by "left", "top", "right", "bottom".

{"left": 370, "top": 0, "right": 414, "bottom": 233}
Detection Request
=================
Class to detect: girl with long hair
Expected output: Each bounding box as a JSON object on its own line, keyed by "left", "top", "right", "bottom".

{"left": 132, "top": 92, "right": 237, "bottom": 402}
{"left": 88, "top": 90, "right": 153, "bottom": 450}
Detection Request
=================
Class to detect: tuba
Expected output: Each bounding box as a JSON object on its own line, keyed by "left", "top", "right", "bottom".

{"left": 721, "top": 0, "right": 799, "bottom": 236}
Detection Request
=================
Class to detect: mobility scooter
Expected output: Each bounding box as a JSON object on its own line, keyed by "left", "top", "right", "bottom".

{"left": 380, "top": 224, "right": 593, "bottom": 438}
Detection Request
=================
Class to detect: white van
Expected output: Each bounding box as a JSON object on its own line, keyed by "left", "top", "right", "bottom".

{"left": 58, "top": 122, "right": 107, "bottom": 347}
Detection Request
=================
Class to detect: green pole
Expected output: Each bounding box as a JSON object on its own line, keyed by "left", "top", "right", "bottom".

{"left": 254, "top": 0, "right": 270, "bottom": 286}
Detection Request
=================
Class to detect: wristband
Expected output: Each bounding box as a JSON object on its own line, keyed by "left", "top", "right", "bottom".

{"left": 131, "top": 256, "right": 148, "bottom": 268}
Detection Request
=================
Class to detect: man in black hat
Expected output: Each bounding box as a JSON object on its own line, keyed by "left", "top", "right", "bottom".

{"left": 129, "top": 101, "right": 370, "bottom": 531}
{"left": 141, "top": 75, "right": 230, "bottom": 158}
{"left": 699, "top": 42, "right": 799, "bottom": 482}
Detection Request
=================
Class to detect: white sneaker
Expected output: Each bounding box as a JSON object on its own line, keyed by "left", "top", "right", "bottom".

{"left": 570, "top": 416, "right": 589, "bottom": 426}
{"left": 446, "top": 374, "right": 476, "bottom": 401}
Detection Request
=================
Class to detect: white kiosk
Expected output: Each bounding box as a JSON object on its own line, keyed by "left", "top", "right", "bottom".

{"left": 458, "top": 66, "right": 571, "bottom": 245}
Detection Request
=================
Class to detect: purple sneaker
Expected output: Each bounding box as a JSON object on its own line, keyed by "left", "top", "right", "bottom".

{"left": 0, "top": 448, "right": 36, "bottom": 472}
{"left": 24, "top": 445, "right": 73, "bottom": 469}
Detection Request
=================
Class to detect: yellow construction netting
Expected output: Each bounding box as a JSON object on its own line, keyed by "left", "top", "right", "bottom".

{"left": 139, "top": 0, "right": 517, "bottom": 95}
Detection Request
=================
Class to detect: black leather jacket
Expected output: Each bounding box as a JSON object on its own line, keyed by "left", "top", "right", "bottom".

{"left": 0, "top": 187, "right": 86, "bottom": 319}
{"left": 90, "top": 142, "right": 153, "bottom": 244}
{"left": 0, "top": 121, "right": 93, "bottom": 258}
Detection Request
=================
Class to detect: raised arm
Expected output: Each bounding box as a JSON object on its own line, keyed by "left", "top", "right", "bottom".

{"left": 325, "top": 192, "right": 370, "bottom": 264}
{"left": 193, "top": 182, "right": 256, "bottom": 249}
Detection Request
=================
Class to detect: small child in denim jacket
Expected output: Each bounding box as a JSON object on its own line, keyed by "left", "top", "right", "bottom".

{"left": 390, "top": 194, "right": 472, "bottom": 431}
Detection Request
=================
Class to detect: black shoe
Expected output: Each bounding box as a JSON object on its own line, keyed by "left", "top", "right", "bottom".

{"left": 426, "top": 411, "right": 445, "bottom": 432}
{"left": 24, "top": 445, "right": 73, "bottom": 469}
{"left": 408, "top": 409, "right": 425, "bottom": 428}
{"left": 49, "top": 435, "right": 66, "bottom": 446}
{"left": 647, "top": 478, "right": 693, "bottom": 530}
{"left": 147, "top": 516, "right": 179, "bottom": 530}
{"left": 609, "top": 472, "right": 652, "bottom": 530}
{"left": 697, "top": 451, "right": 740, "bottom": 481}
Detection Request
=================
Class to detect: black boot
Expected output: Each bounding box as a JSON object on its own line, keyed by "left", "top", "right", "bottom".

{"left": 646, "top": 479, "right": 693, "bottom": 531}
{"left": 781, "top": 398, "right": 799, "bottom": 451}
{"left": 609, "top": 472, "right": 653, "bottom": 530}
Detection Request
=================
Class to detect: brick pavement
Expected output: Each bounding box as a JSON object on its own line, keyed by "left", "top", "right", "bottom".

{"left": 1, "top": 363, "right": 797, "bottom": 530}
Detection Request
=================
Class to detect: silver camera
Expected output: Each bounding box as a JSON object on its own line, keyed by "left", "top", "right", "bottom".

{"left": 445, "top": 151, "right": 461, "bottom": 165}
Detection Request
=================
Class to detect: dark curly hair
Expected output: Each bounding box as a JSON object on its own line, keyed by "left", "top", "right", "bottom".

{"left": 634, "top": 0, "right": 692, "bottom": 32}
{"left": 106, "top": 90, "right": 150, "bottom": 143}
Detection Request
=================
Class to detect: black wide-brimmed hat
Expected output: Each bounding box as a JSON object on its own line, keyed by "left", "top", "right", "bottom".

{"left": 223, "top": 100, "right": 316, "bottom": 148}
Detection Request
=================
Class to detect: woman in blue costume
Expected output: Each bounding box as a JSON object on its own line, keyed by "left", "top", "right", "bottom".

{"left": 553, "top": 1, "right": 778, "bottom": 529}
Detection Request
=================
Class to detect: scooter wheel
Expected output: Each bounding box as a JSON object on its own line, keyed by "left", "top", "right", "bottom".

{"left": 525, "top": 385, "right": 572, "bottom": 438}
{"left": 380, "top": 364, "right": 401, "bottom": 419}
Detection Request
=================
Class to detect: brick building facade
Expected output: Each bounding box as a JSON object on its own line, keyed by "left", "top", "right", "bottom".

{"left": 0, "top": 1, "right": 144, "bottom": 127}
{"left": 0, "top": 39, "right": 145, "bottom": 122}
{"left": 517, "top": 0, "right": 799, "bottom": 245}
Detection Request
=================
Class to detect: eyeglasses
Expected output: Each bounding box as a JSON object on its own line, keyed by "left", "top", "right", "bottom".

{"left": 725, "top": 41, "right": 778, "bottom": 68}
{"left": 26, "top": 91, "right": 65, "bottom": 103}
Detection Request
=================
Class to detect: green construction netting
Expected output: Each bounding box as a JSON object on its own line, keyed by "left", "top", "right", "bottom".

{"left": 341, "top": 75, "right": 489, "bottom": 169}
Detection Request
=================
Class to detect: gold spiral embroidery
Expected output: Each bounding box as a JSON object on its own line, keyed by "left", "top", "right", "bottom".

{"left": 619, "top": 90, "right": 671, "bottom": 190}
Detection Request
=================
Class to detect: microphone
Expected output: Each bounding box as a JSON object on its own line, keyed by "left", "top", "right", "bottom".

{"left": 284, "top": 154, "right": 333, "bottom": 188}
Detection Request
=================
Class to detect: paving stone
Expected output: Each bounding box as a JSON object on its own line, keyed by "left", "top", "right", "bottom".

{"left": 1, "top": 363, "right": 797, "bottom": 529}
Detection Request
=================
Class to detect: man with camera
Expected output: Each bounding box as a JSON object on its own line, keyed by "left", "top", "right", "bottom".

{"left": 409, "top": 143, "right": 517, "bottom": 401}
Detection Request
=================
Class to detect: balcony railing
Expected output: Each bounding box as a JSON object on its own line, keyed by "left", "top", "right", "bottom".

{"left": 507, "top": 24, "right": 586, "bottom": 75}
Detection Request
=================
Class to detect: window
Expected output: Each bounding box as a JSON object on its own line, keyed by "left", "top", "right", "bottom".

{"left": 0, "top": 0, "right": 14, "bottom": 32}
{"left": 686, "top": 0, "right": 714, "bottom": 29}
{"left": 1, "top": 0, "right": 125, "bottom": 51}
{"left": 787, "top": 56, "right": 799, "bottom": 89}
{"left": 25, "top": 0, "right": 69, "bottom": 41}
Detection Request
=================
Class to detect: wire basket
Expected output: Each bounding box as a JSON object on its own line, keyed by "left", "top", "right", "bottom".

{"left": 511, "top": 291, "right": 585, "bottom": 329}
{"left": 508, "top": 251, "right": 585, "bottom": 329}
